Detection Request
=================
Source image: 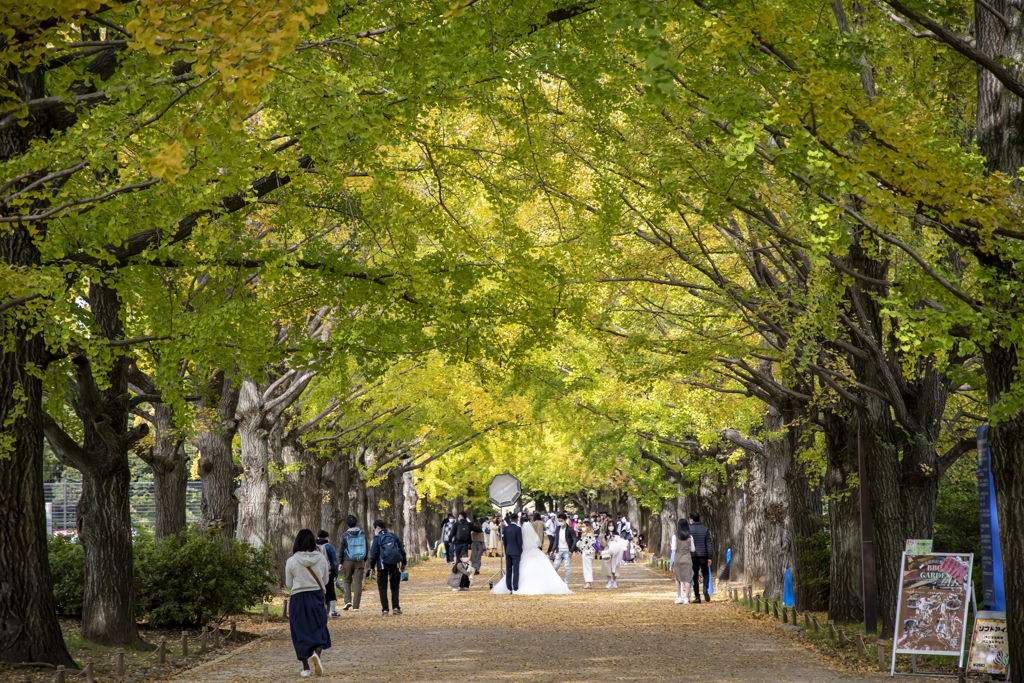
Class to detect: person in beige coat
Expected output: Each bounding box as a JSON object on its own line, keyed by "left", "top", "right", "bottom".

{"left": 531, "top": 513, "right": 546, "bottom": 551}
{"left": 447, "top": 554, "right": 473, "bottom": 591}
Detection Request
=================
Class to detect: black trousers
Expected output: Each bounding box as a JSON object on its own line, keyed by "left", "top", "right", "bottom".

{"left": 505, "top": 554, "right": 520, "bottom": 592}
{"left": 692, "top": 556, "right": 711, "bottom": 599}
{"left": 377, "top": 564, "right": 401, "bottom": 611}
{"left": 459, "top": 573, "right": 470, "bottom": 588}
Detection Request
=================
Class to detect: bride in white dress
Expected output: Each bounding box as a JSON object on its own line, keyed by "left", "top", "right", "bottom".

{"left": 491, "top": 521, "right": 573, "bottom": 595}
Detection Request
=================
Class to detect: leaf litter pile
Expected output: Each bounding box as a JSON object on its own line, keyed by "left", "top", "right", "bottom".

{"left": 174, "top": 555, "right": 902, "bottom": 683}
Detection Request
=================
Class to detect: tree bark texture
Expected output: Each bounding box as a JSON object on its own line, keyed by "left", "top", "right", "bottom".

{"left": 138, "top": 402, "right": 187, "bottom": 540}
{"left": 0, "top": 225, "right": 76, "bottom": 667}
{"left": 659, "top": 500, "right": 677, "bottom": 559}
{"left": 194, "top": 372, "right": 240, "bottom": 538}
{"left": 762, "top": 406, "right": 790, "bottom": 600}
{"left": 822, "top": 407, "right": 863, "bottom": 623}
{"left": 742, "top": 447, "right": 767, "bottom": 589}
{"left": 726, "top": 464, "right": 745, "bottom": 583}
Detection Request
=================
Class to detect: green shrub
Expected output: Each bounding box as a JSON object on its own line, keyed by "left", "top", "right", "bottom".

{"left": 48, "top": 526, "right": 276, "bottom": 627}
{"left": 134, "top": 526, "right": 277, "bottom": 627}
{"left": 48, "top": 533, "right": 85, "bottom": 616}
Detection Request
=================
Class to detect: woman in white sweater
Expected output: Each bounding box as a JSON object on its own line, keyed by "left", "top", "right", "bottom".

{"left": 285, "top": 529, "right": 332, "bottom": 677}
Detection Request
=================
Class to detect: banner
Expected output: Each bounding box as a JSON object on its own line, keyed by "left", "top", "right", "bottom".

{"left": 977, "top": 426, "right": 1006, "bottom": 610}
{"left": 966, "top": 612, "right": 1008, "bottom": 676}
{"left": 892, "top": 553, "right": 973, "bottom": 658}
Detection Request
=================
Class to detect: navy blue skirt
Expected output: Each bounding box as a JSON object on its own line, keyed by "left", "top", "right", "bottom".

{"left": 289, "top": 590, "right": 331, "bottom": 660}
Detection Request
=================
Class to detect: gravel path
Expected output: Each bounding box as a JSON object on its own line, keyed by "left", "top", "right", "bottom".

{"left": 176, "top": 554, "right": 902, "bottom": 682}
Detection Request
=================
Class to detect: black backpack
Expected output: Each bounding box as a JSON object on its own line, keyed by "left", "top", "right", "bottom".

{"left": 378, "top": 531, "right": 403, "bottom": 566}
{"left": 455, "top": 519, "right": 472, "bottom": 543}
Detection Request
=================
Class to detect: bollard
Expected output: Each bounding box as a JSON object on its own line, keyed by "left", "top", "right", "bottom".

{"left": 116, "top": 648, "right": 125, "bottom": 678}
{"left": 828, "top": 620, "right": 836, "bottom": 639}
{"left": 755, "top": 595, "right": 761, "bottom": 612}
{"left": 782, "top": 607, "right": 788, "bottom": 623}
{"left": 263, "top": 603, "right": 270, "bottom": 621}
{"left": 764, "top": 597, "right": 770, "bottom": 615}
{"left": 773, "top": 602, "right": 779, "bottom": 619}
{"left": 181, "top": 631, "right": 189, "bottom": 659}
{"left": 55, "top": 665, "right": 65, "bottom": 683}
{"left": 857, "top": 633, "right": 866, "bottom": 657}
{"left": 158, "top": 637, "right": 167, "bottom": 664}
{"left": 229, "top": 621, "right": 237, "bottom": 641}
{"left": 812, "top": 616, "right": 821, "bottom": 632}
{"left": 878, "top": 639, "right": 887, "bottom": 671}
{"left": 85, "top": 657, "right": 94, "bottom": 683}
{"left": 805, "top": 610, "right": 811, "bottom": 628}
{"left": 283, "top": 598, "right": 289, "bottom": 618}
{"left": 213, "top": 626, "right": 221, "bottom": 647}
{"left": 200, "top": 627, "right": 208, "bottom": 654}
{"left": 838, "top": 627, "right": 849, "bottom": 646}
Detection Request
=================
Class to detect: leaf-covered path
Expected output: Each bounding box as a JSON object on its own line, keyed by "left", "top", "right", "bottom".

{"left": 177, "top": 556, "right": 890, "bottom": 683}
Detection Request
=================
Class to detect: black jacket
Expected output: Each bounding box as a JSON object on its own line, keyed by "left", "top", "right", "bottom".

{"left": 552, "top": 524, "right": 578, "bottom": 553}
{"left": 689, "top": 523, "right": 712, "bottom": 558}
{"left": 502, "top": 523, "right": 524, "bottom": 555}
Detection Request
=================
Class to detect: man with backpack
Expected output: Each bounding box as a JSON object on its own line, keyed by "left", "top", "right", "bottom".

{"left": 441, "top": 514, "right": 456, "bottom": 564}
{"left": 338, "top": 515, "right": 368, "bottom": 612}
{"left": 369, "top": 519, "right": 407, "bottom": 617}
{"left": 452, "top": 512, "right": 474, "bottom": 566}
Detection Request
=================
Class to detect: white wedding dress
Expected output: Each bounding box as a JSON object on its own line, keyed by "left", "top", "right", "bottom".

{"left": 491, "top": 523, "right": 574, "bottom": 595}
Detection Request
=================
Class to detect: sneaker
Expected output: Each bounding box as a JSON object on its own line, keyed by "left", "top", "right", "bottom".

{"left": 452, "top": 588, "right": 459, "bottom": 592}
{"left": 351, "top": 608, "right": 360, "bottom": 612}
{"left": 301, "top": 669, "right": 312, "bottom": 678}
{"left": 683, "top": 595, "right": 689, "bottom": 604}
{"left": 381, "top": 610, "right": 390, "bottom": 617}
{"left": 606, "top": 581, "right": 613, "bottom": 589}
{"left": 330, "top": 611, "right": 340, "bottom": 618}
{"left": 612, "top": 581, "right": 618, "bottom": 588}
{"left": 343, "top": 602, "right": 352, "bottom": 611}
{"left": 474, "top": 570, "right": 480, "bottom": 575}
{"left": 310, "top": 653, "right": 323, "bottom": 677}
{"left": 674, "top": 596, "right": 683, "bottom": 604}
{"left": 393, "top": 608, "right": 402, "bottom": 615}
{"left": 693, "top": 598, "right": 702, "bottom": 604}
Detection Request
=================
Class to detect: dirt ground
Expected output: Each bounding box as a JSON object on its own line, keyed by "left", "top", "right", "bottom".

{"left": 173, "top": 554, "right": 925, "bottom": 683}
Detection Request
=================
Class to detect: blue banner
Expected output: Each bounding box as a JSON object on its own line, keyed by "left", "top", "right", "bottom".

{"left": 977, "top": 425, "right": 1005, "bottom": 610}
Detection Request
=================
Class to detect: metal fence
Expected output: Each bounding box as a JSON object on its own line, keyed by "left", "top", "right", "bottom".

{"left": 44, "top": 482, "right": 203, "bottom": 534}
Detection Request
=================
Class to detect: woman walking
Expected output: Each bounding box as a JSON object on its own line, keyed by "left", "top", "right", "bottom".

{"left": 600, "top": 521, "right": 626, "bottom": 588}
{"left": 670, "top": 518, "right": 695, "bottom": 604}
{"left": 285, "top": 529, "right": 332, "bottom": 677}
{"left": 577, "top": 522, "right": 597, "bottom": 589}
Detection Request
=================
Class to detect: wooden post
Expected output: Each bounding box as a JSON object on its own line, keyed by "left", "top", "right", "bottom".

{"left": 773, "top": 602, "right": 779, "bottom": 619}
{"left": 857, "top": 634, "right": 866, "bottom": 656}
{"left": 229, "top": 620, "right": 237, "bottom": 640}
{"left": 828, "top": 620, "right": 836, "bottom": 639}
{"left": 158, "top": 638, "right": 167, "bottom": 664}
{"left": 765, "top": 598, "right": 770, "bottom": 615}
{"left": 283, "top": 597, "right": 289, "bottom": 618}
{"left": 838, "top": 626, "right": 847, "bottom": 645}
{"left": 812, "top": 616, "right": 821, "bottom": 632}
{"left": 55, "top": 665, "right": 65, "bottom": 683}
{"left": 116, "top": 649, "right": 125, "bottom": 678}
{"left": 804, "top": 610, "right": 811, "bottom": 628}
{"left": 213, "top": 626, "right": 221, "bottom": 647}
{"left": 181, "top": 631, "right": 189, "bottom": 659}
{"left": 85, "top": 657, "right": 94, "bottom": 683}
{"left": 782, "top": 607, "right": 788, "bottom": 623}
{"left": 878, "top": 639, "right": 887, "bottom": 671}
{"left": 200, "top": 627, "right": 208, "bottom": 654}
{"left": 263, "top": 603, "right": 270, "bottom": 621}
{"left": 755, "top": 595, "right": 761, "bottom": 612}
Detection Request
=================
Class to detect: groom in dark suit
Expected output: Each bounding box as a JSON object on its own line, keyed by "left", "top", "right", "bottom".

{"left": 503, "top": 514, "right": 524, "bottom": 593}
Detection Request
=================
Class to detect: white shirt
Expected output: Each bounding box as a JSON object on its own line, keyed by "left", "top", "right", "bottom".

{"left": 545, "top": 518, "right": 558, "bottom": 535}
{"left": 558, "top": 526, "right": 568, "bottom": 551}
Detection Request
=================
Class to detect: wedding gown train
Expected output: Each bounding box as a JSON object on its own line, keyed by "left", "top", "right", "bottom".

{"left": 491, "top": 523, "right": 574, "bottom": 595}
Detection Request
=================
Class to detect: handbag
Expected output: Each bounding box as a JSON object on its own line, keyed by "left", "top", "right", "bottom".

{"left": 400, "top": 571, "right": 409, "bottom": 581}
{"left": 600, "top": 549, "right": 611, "bottom": 560}
{"left": 305, "top": 566, "right": 329, "bottom": 609}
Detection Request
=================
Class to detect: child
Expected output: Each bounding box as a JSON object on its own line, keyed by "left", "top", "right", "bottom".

{"left": 447, "top": 554, "right": 473, "bottom": 591}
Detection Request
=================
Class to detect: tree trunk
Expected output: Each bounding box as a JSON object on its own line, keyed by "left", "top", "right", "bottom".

{"left": 823, "top": 407, "right": 863, "bottom": 623}
{"left": 42, "top": 284, "right": 148, "bottom": 648}
{"left": 763, "top": 406, "right": 790, "bottom": 600}
{"left": 726, "top": 464, "right": 745, "bottom": 583}
{"left": 194, "top": 372, "right": 240, "bottom": 538}
{"left": 237, "top": 374, "right": 271, "bottom": 547}
{"left": 0, "top": 226, "right": 75, "bottom": 667}
{"left": 659, "top": 501, "right": 677, "bottom": 559}
{"left": 781, "top": 408, "right": 827, "bottom": 611}
{"left": 626, "top": 495, "right": 640, "bottom": 533}
{"left": 138, "top": 403, "right": 187, "bottom": 540}
{"left": 743, "top": 449, "right": 767, "bottom": 589}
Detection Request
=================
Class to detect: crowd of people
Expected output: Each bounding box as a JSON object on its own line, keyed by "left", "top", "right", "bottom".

{"left": 282, "top": 508, "right": 712, "bottom": 676}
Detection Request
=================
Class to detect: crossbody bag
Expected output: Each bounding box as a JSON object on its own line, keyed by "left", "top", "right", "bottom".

{"left": 305, "top": 566, "right": 329, "bottom": 609}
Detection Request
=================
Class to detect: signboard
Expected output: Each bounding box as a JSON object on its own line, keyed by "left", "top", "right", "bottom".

{"left": 906, "top": 539, "right": 933, "bottom": 554}
{"left": 977, "top": 426, "right": 1006, "bottom": 610}
{"left": 966, "top": 611, "right": 1008, "bottom": 676}
{"left": 487, "top": 473, "right": 521, "bottom": 508}
{"left": 890, "top": 553, "right": 974, "bottom": 675}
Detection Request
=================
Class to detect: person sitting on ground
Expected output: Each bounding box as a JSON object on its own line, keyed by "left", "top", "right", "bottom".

{"left": 448, "top": 554, "right": 474, "bottom": 591}
{"left": 285, "top": 528, "right": 331, "bottom": 677}
{"left": 315, "top": 530, "right": 340, "bottom": 617}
